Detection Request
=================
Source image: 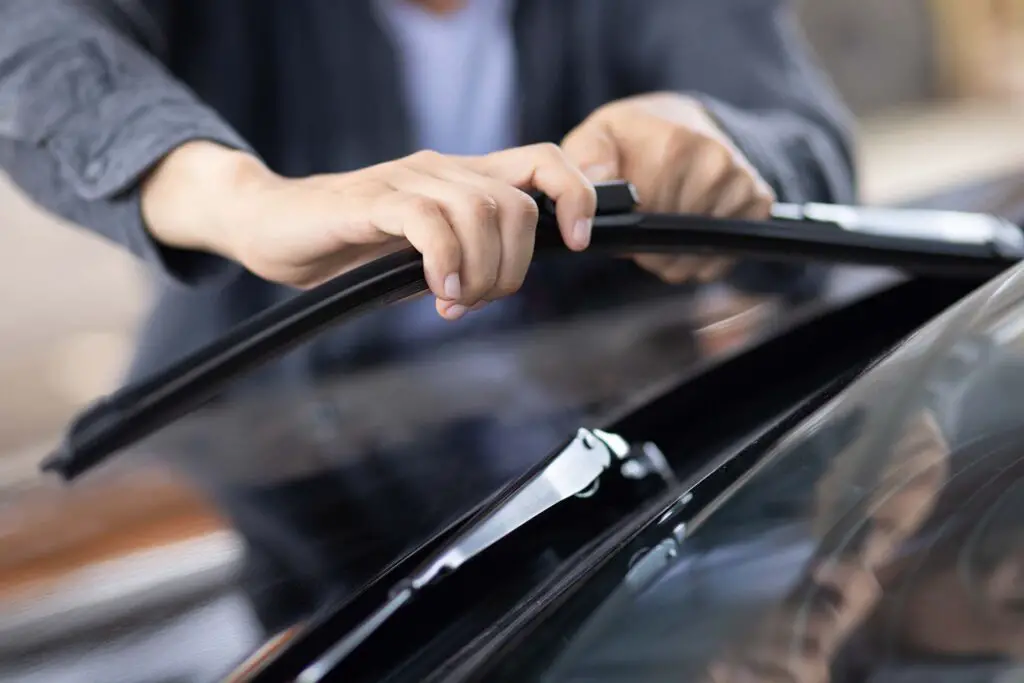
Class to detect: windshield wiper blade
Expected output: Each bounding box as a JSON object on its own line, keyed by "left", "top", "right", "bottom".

{"left": 41, "top": 248, "right": 428, "bottom": 479}
{"left": 544, "top": 201, "right": 1024, "bottom": 278}
{"left": 42, "top": 181, "right": 1024, "bottom": 481}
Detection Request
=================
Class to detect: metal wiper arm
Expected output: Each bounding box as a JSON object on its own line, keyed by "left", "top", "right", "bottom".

{"left": 42, "top": 181, "right": 1024, "bottom": 481}
{"left": 295, "top": 427, "right": 640, "bottom": 683}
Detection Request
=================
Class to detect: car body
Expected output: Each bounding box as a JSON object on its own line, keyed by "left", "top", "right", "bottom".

{"left": 15, "top": 177, "right": 1024, "bottom": 682}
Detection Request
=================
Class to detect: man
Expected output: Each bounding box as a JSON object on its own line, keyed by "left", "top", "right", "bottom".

{"left": 0, "top": 0, "right": 855, "bottom": 633}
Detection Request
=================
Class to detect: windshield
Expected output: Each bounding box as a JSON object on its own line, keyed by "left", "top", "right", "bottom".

{"left": 532, "top": 247, "right": 1024, "bottom": 682}
{"left": 4, "top": 245, "right": 861, "bottom": 683}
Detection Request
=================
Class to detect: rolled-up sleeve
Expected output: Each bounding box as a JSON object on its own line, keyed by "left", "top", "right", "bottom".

{"left": 0, "top": 0, "right": 252, "bottom": 286}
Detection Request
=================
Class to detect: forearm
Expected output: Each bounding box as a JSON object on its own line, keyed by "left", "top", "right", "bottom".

{"left": 0, "top": 0, "right": 253, "bottom": 285}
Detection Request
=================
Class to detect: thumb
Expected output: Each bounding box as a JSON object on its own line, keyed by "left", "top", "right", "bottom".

{"left": 561, "top": 121, "right": 621, "bottom": 183}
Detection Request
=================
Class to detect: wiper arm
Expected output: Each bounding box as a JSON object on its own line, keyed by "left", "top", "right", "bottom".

{"left": 42, "top": 180, "right": 1024, "bottom": 481}
{"left": 409, "top": 428, "right": 630, "bottom": 589}
{"left": 296, "top": 427, "right": 672, "bottom": 683}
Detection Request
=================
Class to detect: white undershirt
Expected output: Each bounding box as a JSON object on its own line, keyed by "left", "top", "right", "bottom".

{"left": 375, "top": 0, "right": 518, "bottom": 155}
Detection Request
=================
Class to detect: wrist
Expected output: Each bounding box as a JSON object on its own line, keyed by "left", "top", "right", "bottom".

{"left": 141, "top": 140, "right": 273, "bottom": 261}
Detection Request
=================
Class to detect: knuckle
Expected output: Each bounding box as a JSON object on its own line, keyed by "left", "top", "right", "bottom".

{"left": 756, "top": 183, "right": 777, "bottom": 203}
{"left": 663, "top": 128, "right": 697, "bottom": 161}
{"left": 749, "top": 195, "right": 774, "bottom": 219}
{"left": 506, "top": 190, "right": 540, "bottom": 229}
{"left": 466, "top": 277, "right": 496, "bottom": 304}
{"left": 704, "top": 141, "right": 734, "bottom": 175}
{"left": 492, "top": 276, "right": 525, "bottom": 298}
{"left": 402, "top": 193, "right": 443, "bottom": 220}
{"left": 410, "top": 149, "right": 445, "bottom": 166}
{"left": 531, "top": 141, "right": 563, "bottom": 160}
{"left": 460, "top": 191, "right": 500, "bottom": 225}
{"left": 724, "top": 171, "right": 755, "bottom": 198}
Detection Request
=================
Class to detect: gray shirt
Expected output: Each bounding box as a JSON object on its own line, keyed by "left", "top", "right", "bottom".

{"left": 0, "top": 0, "right": 856, "bottom": 385}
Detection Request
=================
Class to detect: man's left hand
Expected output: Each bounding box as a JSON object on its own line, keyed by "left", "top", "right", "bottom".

{"left": 562, "top": 92, "right": 776, "bottom": 284}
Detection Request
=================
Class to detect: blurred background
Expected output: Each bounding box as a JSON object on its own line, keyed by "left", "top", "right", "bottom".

{"left": 4, "top": 1, "right": 1024, "bottom": 681}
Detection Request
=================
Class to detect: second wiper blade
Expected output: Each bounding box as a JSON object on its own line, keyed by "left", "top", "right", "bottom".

{"left": 561, "top": 203, "right": 1024, "bottom": 279}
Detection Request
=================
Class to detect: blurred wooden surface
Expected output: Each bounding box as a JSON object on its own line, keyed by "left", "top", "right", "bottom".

{"left": 930, "top": 0, "right": 1024, "bottom": 100}
{"left": 858, "top": 101, "right": 1024, "bottom": 204}
{"left": 0, "top": 465, "right": 225, "bottom": 597}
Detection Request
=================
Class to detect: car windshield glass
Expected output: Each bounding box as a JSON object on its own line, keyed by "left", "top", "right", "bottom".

{"left": 1, "top": 237, "right": 889, "bottom": 682}
{"left": 530, "top": 256, "right": 1024, "bottom": 682}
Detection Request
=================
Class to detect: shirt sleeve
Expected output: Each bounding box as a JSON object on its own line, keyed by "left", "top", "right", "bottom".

{"left": 612, "top": 0, "right": 858, "bottom": 298}
{"left": 0, "top": 0, "right": 252, "bottom": 287}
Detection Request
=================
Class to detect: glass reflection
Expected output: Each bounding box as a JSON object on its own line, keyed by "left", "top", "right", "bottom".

{"left": 53, "top": 264, "right": 790, "bottom": 682}
{"left": 540, "top": 267, "right": 1024, "bottom": 682}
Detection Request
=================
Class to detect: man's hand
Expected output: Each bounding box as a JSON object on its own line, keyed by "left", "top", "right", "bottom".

{"left": 562, "top": 92, "right": 776, "bottom": 284}
{"left": 141, "top": 141, "right": 596, "bottom": 320}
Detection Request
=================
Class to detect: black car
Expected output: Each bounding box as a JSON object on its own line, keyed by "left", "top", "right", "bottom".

{"left": 40, "top": 177, "right": 1024, "bottom": 682}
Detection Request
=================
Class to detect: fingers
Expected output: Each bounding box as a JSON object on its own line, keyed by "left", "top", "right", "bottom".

{"left": 276, "top": 146, "right": 595, "bottom": 321}
{"left": 468, "top": 142, "right": 597, "bottom": 251}
{"left": 390, "top": 175, "right": 502, "bottom": 318}
{"left": 370, "top": 188, "right": 464, "bottom": 304}
{"left": 560, "top": 119, "right": 622, "bottom": 183}
{"left": 665, "top": 136, "right": 775, "bottom": 219}
{"left": 669, "top": 139, "right": 733, "bottom": 214}
{"left": 628, "top": 136, "right": 771, "bottom": 286}
{"left": 381, "top": 147, "right": 584, "bottom": 321}
{"left": 711, "top": 172, "right": 756, "bottom": 218}
{"left": 399, "top": 151, "right": 542, "bottom": 315}
{"left": 434, "top": 167, "right": 539, "bottom": 303}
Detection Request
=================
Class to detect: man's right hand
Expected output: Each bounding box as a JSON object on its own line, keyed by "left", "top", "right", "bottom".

{"left": 141, "top": 141, "right": 597, "bottom": 320}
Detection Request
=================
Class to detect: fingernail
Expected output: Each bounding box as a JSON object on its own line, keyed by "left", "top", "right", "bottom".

{"left": 445, "top": 304, "right": 467, "bottom": 319}
{"left": 573, "top": 218, "right": 592, "bottom": 249}
{"left": 444, "top": 272, "right": 461, "bottom": 300}
{"left": 583, "top": 164, "right": 616, "bottom": 182}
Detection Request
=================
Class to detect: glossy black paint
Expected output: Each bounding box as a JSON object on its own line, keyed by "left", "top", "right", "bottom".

{"left": 434, "top": 277, "right": 979, "bottom": 683}
{"left": 242, "top": 276, "right": 977, "bottom": 682}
